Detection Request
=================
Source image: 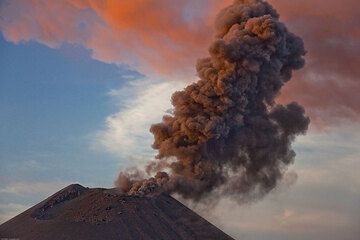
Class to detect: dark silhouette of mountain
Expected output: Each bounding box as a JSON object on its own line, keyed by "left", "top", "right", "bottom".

{"left": 0, "top": 184, "right": 234, "bottom": 240}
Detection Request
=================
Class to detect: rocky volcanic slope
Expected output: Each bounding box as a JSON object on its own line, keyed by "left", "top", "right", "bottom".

{"left": 0, "top": 184, "right": 234, "bottom": 240}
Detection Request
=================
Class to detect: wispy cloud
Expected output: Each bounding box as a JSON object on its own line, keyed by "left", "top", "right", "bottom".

{"left": 95, "top": 78, "right": 185, "bottom": 166}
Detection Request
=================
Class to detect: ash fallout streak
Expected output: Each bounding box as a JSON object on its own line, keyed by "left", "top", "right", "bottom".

{"left": 116, "top": 0, "right": 310, "bottom": 203}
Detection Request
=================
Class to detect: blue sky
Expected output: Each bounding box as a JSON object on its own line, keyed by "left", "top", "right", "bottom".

{"left": 0, "top": 1, "right": 359, "bottom": 240}
{"left": 0, "top": 35, "right": 142, "bottom": 189}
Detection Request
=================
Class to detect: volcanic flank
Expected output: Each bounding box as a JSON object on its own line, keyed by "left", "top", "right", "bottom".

{"left": 0, "top": 184, "right": 234, "bottom": 240}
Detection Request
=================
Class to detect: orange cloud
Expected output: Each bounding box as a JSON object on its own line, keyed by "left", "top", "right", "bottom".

{"left": 0, "top": 0, "right": 220, "bottom": 76}
{"left": 270, "top": 0, "right": 360, "bottom": 125}
{"left": 0, "top": 0, "right": 358, "bottom": 125}
{"left": 73, "top": 0, "right": 216, "bottom": 75}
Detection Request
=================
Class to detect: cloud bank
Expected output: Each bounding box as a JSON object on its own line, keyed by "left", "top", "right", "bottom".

{"left": 1, "top": 0, "right": 359, "bottom": 125}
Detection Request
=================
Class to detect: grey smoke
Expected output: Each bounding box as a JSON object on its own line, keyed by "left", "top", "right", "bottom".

{"left": 115, "top": 0, "right": 310, "bottom": 203}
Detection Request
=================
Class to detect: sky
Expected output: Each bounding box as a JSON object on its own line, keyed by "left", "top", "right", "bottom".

{"left": 0, "top": 0, "right": 359, "bottom": 239}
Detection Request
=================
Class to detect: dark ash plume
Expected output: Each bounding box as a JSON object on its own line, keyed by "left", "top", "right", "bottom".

{"left": 115, "top": 0, "right": 310, "bottom": 203}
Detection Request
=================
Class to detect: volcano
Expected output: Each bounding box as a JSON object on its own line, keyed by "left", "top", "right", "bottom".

{"left": 0, "top": 184, "right": 234, "bottom": 240}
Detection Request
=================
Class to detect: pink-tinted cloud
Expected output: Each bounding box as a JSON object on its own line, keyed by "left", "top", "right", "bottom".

{"left": 0, "top": 0, "right": 218, "bottom": 76}
{"left": 270, "top": 0, "right": 360, "bottom": 125}
{"left": 0, "top": 0, "right": 359, "bottom": 125}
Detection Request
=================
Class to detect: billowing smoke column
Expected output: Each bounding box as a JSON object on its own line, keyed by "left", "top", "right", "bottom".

{"left": 116, "top": 0, "right": 310, "bottom": 203}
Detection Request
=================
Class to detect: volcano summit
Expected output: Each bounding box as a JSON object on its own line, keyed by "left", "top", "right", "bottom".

{"left": 0, "top": 184, "right": 234, "bottom": 240}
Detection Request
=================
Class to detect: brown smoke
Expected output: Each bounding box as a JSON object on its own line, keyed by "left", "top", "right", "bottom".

{"left": 115, "top": 0, "right": 310, "bottom": 203}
